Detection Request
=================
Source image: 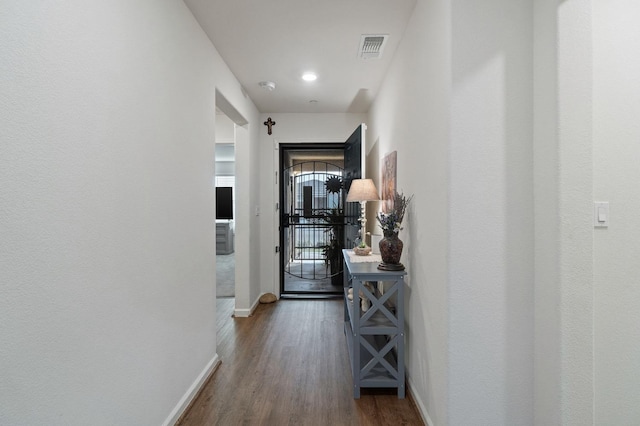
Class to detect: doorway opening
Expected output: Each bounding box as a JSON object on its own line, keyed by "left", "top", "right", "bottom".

{"left": 215, "top": 110, "right": 236, "bottom": 299}
{"left": 275, "top": 125, "right": 364, "bottom": 297}
{"left": 279, "top": 145, "right": 346, "bottom": 296}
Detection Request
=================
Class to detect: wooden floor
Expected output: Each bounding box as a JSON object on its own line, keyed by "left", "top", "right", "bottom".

{"left": 178, "top": 298, "right": 424, "bottom": 426}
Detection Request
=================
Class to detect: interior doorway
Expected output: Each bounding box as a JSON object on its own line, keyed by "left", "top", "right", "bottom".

{"left": 214, "top": 110, "right": 236, "bottom": 299}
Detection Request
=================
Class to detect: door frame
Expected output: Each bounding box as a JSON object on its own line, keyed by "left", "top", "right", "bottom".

{"left": 278, "top": 143, "right": 346, "bottom": 296}
{"left": 271, "top": 138, "right": 344, "bottom": 299}
{"left": 215, "top": 90, "right": 251, "bottom": 317}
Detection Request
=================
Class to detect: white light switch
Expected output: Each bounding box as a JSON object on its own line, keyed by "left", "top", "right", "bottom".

{"left": 594, "top": 202, "right": 609, "bottom": 228}
{"left": 598, "top": 207, "right": 606, "bottom": 222}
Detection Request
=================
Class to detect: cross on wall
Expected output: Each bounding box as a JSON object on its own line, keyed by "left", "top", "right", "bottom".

{"left": 263, "top": 117, "right": 276, "bottom": 135}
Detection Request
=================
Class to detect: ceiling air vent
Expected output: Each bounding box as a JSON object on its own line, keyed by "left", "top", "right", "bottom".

{"left": 358, "top": 34, "right": 388, "bottom": 59}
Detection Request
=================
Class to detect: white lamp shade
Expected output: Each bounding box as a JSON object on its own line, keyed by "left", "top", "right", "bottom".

{"left": 346, "top": 179, "right": 380, "bottom": 202}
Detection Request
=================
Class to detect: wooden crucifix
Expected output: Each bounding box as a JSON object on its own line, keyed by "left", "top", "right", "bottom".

{"left": 263, "top": 117, "right": 276, "bottom": 135}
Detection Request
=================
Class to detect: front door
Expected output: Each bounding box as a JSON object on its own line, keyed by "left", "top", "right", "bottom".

{"left": 278, "top": 126, "right": 364, "bottom": 296}
{"left": 343, "top": 124, "right": 364, "bottom": 249}
{"left": 280, "top": 146, "right": 345, "bottom": 295}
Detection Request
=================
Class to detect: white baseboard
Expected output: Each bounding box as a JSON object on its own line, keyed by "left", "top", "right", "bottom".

{"left": 234, "top": 293, "right": 262, "bottom": 317}
{"left": 407, "top": 375, "right": 434, "bottom": 426}
{"left": 163, "top": 353, "right": 221, "bottom": 426}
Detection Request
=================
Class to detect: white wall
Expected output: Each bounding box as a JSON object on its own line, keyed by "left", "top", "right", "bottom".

{"left": 367, "top": 0, "right": 450, "bottom": 424}
{"left": 215, "top": 112, "right": 236, "bottom": 144}
{"left": 533, "top": 1, "right": 595, "bottom": 424}
{"left": 257, "top": 113, "right": 366, "bottom": 297}
{"left": 449, "top": 0, "right": 534, "bottom": 423}
{"left": 234, "top": 122, "right": 263, "bottom": 315}
{"left": 369, "top": 0, "right": 535, "bottom": 423}
{"left": 215, "top": 115, "right": 235, "bottom": 176}
{"left": 593, "top": 1, "right": 640, "bottom": 423}
{"left": 532, "top": 0, "right": 562, "bottom": 423}
{"left": 0, "top": 1, "right": 258, "bottom": 425}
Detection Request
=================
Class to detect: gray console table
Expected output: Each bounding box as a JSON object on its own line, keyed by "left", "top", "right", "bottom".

{"left": 342, "top": 249, "right": 406, "bottom": 398}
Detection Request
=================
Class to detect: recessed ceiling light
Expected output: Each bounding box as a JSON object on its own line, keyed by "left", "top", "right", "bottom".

{"left": 309, "top": 100, "right": 318, "bottom": 104}
{"left": 302, "top": 72, "right": 317, "bottom": 82}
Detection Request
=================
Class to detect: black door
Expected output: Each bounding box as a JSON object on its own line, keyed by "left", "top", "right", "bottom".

{"left": 279, "top": 145, "right": 346, "bottom": 295}
{"left": 343, "top": 125, "right": 364, "bottom": 249}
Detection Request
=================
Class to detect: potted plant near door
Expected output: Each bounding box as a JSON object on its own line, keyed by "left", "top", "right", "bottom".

{"left": 321, "top": 208, "right": 344, "bottom": 286}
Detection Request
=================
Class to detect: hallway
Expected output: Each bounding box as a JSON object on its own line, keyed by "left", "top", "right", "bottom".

{"left": 178, "top": 299, "right": 424, "bottom": 425}
{"left": 5, "top": 2, "right": 640, "bottom": 424}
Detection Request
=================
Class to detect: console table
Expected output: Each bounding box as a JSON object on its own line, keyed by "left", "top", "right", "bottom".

{"left": 342, "top": 249, "right": 406, "bottom": 398}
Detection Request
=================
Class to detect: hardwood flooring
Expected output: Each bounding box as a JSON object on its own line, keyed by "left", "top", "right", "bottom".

{"left": 178, "top": 298, "right": 424, "bottom": 426}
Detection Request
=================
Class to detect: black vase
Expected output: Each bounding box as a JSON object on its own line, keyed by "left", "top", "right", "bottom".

{"left": 378, "top": 231, "right": 404, "bottom": 270}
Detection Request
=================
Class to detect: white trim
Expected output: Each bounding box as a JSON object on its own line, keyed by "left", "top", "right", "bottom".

{"left": 162, "top": 354, "right": 221, "bottom": 426}
{"left": 407, "top": 375, "right": 434, "bottom": 426}
{"left": 273, "top": 140, "right": 280, "bottom": 298}
{"left": 274, "top": 138, "right": 344, "bottom": 145}
{"left": 215, "top": 138, "right": 235, "bottom": 144}
{"left": 234, "top": 293, "right": 262, "bottom": 317}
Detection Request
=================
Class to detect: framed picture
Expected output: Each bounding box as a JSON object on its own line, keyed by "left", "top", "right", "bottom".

{"left": 381, "top": 151, "right": 397, "bottom": 213}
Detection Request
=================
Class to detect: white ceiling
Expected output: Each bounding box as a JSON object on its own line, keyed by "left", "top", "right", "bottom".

{"left": 184, "top": 0, "right": 417, "bottom": 113}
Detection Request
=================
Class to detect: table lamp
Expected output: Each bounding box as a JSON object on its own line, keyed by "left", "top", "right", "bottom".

{"left": 346, "top": 178, "right": 380, "bottom": 248}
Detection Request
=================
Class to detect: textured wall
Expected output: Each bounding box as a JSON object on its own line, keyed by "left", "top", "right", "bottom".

{"left": 0, "top": 1, "right": 257, "bottom": 424}
{"left": 367, "top": 0, "right": 451, "bottom": 424}
{"left": 593, "top": 1, "right": 640, "bottom": 422}
{"left": 556, "top": 2, "right": 595, "bottom": 424}
{"left": 532, "top": 0, "right": 563, "bottom": 423}
{"left": 449, "top": 0, "right": 534, "bottom": 423}
{"left": 533, "top": 1, "right": 596, "bottom": 424}
{"left": 369, "top": 0, "right": 536, "bottom": 423}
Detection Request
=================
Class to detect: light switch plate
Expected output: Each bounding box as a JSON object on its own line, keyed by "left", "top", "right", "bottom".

{"left": 594, "top": 202, "right": 609, "bottom": 228}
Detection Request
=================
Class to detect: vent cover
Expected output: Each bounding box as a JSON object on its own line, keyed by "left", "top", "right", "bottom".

{"left": 358, "top": 35, "right": 388, "bottom": 59}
